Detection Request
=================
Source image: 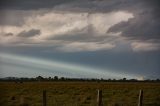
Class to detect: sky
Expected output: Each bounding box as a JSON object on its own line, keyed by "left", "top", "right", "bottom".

{"left": 0, "top": 0, "right": 160, "bottom": 79}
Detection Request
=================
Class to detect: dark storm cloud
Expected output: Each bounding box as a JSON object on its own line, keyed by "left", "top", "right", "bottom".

{"left": 51, "top": 25, "right": 107, "bottom": 42}
{"left": 48, "top": 24, "right": 118, "bottom": 43}
{"left": 17, "top": 29, "right": 41, "bottom": 37}
{"left": 0, "top": 0, "right": 159, "bottom": 41}
{"left": 0, "top": 0, "right": 75, "bottom": 10}
{"left": 4, "top": 33, "right": 13, "bottom": 36}
{"left": 108, "top": 0, "right": 160, "bottom": 41}
{"left": 52, "top": 31, "right": 118, "bottom": 43}
{"left": 55, "top": 0, "right": 160, "bottom": 41}
{"left": 53, "top": 33, "right": 106, "bottom": 42}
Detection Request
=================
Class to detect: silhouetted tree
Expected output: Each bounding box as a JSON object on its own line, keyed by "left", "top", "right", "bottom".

{"left": 36, "top": 76, "right": 44, "bottom": 81}
{"left": 123, "top": 78, "right": 127, "bottom": 81}
{"left": 48, "top": 77, "right": 52, "bottom": 81}
{"left": 54, "top": 76, "right": 58, "bottom": 81}
{"left": 60, "top": 77, "right": 65, "bottom": 81}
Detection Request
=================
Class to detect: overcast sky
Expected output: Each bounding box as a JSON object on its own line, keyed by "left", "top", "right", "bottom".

{"left": 0, "top": 0, "right": 160, "bottom": 79}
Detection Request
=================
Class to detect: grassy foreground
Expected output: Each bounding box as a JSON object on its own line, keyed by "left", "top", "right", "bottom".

{"left": 0, "top": 82, "right": 160, "bottom": 106}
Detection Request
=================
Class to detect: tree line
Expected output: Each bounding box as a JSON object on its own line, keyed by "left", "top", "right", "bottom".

{"left": 0, "top": 76, "right": 160, "bottom": 82}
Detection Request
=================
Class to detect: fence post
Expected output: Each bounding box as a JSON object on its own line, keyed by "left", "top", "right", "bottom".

{"left": 97, "top": 89, "right": 102, "bottom": 106}
{"left": 43, "top": 90, "right": 47, "bottom": 106}
{"left": 20, "top": 96, "right": 25, "bottom": 105}
{"left": 138, "top": 90, "right": 143, "bottom": 106}
{"left": 20, "top": 96, "right": 28, "bottom": 106}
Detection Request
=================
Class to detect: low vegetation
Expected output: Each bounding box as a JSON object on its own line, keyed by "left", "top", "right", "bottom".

{"left": 0, "top": 81, "right": 160, "bottom": 106}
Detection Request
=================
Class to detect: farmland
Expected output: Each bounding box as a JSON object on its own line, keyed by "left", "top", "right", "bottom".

{"left": 0, "top": 82, "right": 160, "bottom": 106}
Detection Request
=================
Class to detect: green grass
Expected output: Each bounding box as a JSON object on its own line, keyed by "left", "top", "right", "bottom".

{"left": 0, "top": 82, "right": 160, "bottom": 106}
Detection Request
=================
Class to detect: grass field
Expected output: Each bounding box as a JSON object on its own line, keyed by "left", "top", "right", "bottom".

{"left": 0, "top": 82, "right": 160, "bottom": 106}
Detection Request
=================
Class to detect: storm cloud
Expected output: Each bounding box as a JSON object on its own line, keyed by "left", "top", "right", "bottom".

{"left": 0, "top": 0, "right": 159, "bottom": 42}
{"left": 108, "top": 0, "right": 160, "bottom": 41}
{"left": 17, "top": 29, "right": 41, "bottom": 37}
{"left": 0, "top": 0, "right": 74, "bottom": 10}
{"left": 0, "top": 0, "right": 160, "bottom": 79}
{"left": 4, "top": 32, "right": 13, "bottom": 36}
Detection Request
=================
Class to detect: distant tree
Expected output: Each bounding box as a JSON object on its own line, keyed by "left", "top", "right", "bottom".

{"left": 112, "top": 79, "right": 116, "bottom": 82}
{"left": 122, "top": 78, "right": 127, "bottom": 81}
{"left": 129, "top": 79, "right": 137, "bottom": 82}
{"left": 36, "top": 76, "right": 44, "bottom": 81}
{"left": 54, "top": 76, "right": 58, "bottom": 80}
{"left": 156, "top": 79, "right": 160, "bottom": 82}
{"left": 108, "top": 79, "right": 111, "bottom": 81}
{"left": 100, "top": 78, "right": 104, "bottom": 81}
{"left": 60, "top": 77, "right": 65, "bottom": 81}
{"left": 48, "top": 77, "right": 52, "bottom": 81}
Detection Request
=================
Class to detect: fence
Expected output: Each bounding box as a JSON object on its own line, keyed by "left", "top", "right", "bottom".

{"left": 38, "top": 89, "right": 143, "bottom": 106}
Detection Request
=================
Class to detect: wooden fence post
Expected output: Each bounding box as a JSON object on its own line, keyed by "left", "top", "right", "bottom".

{"left": 20, "top": 96, "right": 28, "bottom": 106}
{"left": 97, "top": 89, "right": 102, "bottom": 106}
{"left": 20, "top": 96, "right": 25, "bottom": 105}
{"left": 43, "top": 90, "right": 47, "bottom": 106}
{"left": 138, "top": 90, "right": 143, "bottom": 106}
